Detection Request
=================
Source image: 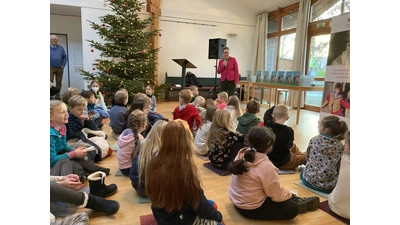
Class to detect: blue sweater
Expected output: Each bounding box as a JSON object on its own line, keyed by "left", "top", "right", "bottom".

{"left": 50, "top": 45, "right": 67, "bottom": 68}
{"left": 65, "top": 111, "right": 98, "bottom": 140}
{"left": 50, "top": 127, "right": 73, "bottom": 167}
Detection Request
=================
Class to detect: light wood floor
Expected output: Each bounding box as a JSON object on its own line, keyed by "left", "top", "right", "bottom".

{"left": 77, "top": 100, "right": 346, "bottom": 225}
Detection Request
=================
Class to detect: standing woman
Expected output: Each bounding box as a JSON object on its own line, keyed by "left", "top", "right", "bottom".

{"left": 217, "top": 47, "right": 239, "bottom": 97}
{"left": 145, "top": 119, "right": 224, "bottom": 225}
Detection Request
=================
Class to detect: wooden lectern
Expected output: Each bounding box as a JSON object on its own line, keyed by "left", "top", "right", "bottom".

{"left": 172, "top": 59, "right": 197, "bottom": 89}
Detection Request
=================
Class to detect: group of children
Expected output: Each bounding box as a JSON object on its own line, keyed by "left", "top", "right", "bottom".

{"left": 50, "top": 82, "right": 350, "bottom": 223}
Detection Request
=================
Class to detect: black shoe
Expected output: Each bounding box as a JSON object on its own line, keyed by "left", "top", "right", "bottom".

{"left": 292, "top": 195, "right": 320, "bottom": 213}
{"left": 87, "top": 194, "right": 120, "bottom": 215}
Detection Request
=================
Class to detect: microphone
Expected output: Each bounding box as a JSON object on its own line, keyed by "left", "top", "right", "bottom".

{"left": 224, "top": 59, "right": 228, "bottom": 67}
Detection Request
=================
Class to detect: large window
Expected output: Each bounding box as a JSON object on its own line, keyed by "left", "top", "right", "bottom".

{"left": 266, "top": 3, "right": 299, "bottom": 71}
{"left": 304, "top": 0, "right": 350, "bottom": 108}
{"left": 265, "top": 0, "right": 350, "bottom": 110}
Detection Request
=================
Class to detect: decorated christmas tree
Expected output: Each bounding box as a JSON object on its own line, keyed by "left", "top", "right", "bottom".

{"left": 81, "top": 0, "right": 165, "bottom": 102}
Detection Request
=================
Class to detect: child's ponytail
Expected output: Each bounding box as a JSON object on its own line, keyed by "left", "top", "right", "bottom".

{"left": 228, "top": 126, "right": 275, "bottom": 175}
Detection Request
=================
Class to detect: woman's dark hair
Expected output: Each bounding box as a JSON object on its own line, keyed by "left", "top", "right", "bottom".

{"left": 228, "top": 126, "right": 275, "bottom": 175}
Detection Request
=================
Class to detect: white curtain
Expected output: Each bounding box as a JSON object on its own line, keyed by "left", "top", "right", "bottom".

{"left": 288, "top": 0, "right": 311, "bottom": 108}
{"left": 251, "top": 13, "right": 268, "bottom": 76}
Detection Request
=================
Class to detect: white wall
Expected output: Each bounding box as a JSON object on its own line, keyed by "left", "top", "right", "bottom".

{"left": 50, "top": 14, "right": 84, "bottom": 94}
{"left": 50, "top": 0, "right": 257, "bottom": 89}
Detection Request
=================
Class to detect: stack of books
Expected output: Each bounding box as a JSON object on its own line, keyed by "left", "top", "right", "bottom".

{"left": 299, "top": 75, "right": 315, "bottom": 86}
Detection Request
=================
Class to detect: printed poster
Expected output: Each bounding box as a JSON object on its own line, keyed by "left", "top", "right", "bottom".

{"left": 320, "top": 13, "right": 350, "bottom": 129}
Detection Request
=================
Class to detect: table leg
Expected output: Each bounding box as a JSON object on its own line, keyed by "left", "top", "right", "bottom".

{"left": 239, "top": 85, "right": 243, "bottom": 101}
{"left": 252, "top": 86, "right": 255, "bottom": 101}
{"left": 269, "top": 88, "right": 273, "bottom": 108}
{"left": 296, "top": 90, "right": 301, "bottom": 124}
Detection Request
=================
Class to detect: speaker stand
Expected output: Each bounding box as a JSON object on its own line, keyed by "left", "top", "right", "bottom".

{"left": 209, "top": 59, "right": 219, "bottom": 99}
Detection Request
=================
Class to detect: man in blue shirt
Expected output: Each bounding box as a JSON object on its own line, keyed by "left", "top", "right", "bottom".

{"left": 50, "top": 35, "right": 67, "bottom": 99}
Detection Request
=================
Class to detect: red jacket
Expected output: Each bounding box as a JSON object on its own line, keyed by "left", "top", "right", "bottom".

{"left": 173, "top": 104, "right": 201, "bottom": 133}
{"left": 217, "top": 56, "right": 239, "bottom": 84}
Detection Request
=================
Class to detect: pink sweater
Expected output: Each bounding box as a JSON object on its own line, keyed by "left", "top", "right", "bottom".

{"left": 228, "top": 148, "right": 292, "bottom": 210}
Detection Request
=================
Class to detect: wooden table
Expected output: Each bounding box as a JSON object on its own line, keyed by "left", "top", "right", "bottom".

{"left": 240, "top": 82, "right": 324, "bottom": 124}
{"left": 238, "top": 81, "right": 254, "bottom": 102}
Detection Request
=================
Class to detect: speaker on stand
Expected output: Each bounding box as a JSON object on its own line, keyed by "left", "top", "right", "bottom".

{"left": 208, "top": 38, "right": 227, "bottom": 99}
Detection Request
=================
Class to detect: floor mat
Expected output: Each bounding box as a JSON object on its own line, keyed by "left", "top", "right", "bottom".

{"left": 294, "top": 180, "right": 329, "bottom": 199}
{"left": 194, "top": 153, "right": 209, "bottom": 161}
{"left": 319, "top": 200, "right": 350, "bottom": 225}
{"left": 115, "top": 169, "right": 124, "bottom": 176}
{"left": 140, "top": 214, "right": 157, "bottom": 225}
{"left": 138, "top": 196, "right": 151, "bottom": 204}
{"left": 110, "top": 143, "right": 118, "bottom": 151}
{"left": 278, "top": 169, "right": 295, "bottom": 174}
{"left": 203, "top": 162, "right": 231, "bottom": 176}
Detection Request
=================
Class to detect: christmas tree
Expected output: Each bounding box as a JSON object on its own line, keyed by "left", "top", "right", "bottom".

{"left": 81, "top": 0, "right": 166, "bottom": 102}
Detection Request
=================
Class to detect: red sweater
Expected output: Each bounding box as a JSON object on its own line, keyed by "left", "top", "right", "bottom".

{"left": 173, "top": 104, "right": 201, "bottom": 133}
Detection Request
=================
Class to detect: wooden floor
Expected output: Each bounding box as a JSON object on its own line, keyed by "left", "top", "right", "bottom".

{"left": 77, "top": 100, "right": 346, "bottom": 225}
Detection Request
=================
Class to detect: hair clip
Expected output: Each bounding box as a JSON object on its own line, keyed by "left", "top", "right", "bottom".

{"left": 242, "top": 158, "right": 246, "bottom": 162}
{"left": 338, "top": 119, "right": 341, "bottom": 123}
{"left": 246, "top": 147, "right": 256, "bottom": 152}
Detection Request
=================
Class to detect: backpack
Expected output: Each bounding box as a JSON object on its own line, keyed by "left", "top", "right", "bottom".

{"left": 185, "top": 71, "right": 202, "bottom": 87}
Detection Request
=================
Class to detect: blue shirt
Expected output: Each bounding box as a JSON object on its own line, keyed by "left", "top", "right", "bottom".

{"left": 50, "top": 44, "right": 67, "bottom": 68}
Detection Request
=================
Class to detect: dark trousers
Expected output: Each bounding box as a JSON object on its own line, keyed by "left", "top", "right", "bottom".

{"left": 50, "top": 67, "right": 64, "bottom": 96}
{"left": 50, "top": 180, "right": 85, "bottom": 206}
{"left": 220, "top": 80, "right": 236, "bottom": 97}
{"left": 71, "top": 151, "right": 108, "bottom": 176}
{"left": 234, "top": 197, "right": 299, "bottom": 220}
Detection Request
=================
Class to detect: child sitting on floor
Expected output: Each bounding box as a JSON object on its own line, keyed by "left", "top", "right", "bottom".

{"left": 225, "top": 95, "right": 242, "bottom": 130}
{"left": 206, "top": 110, "right": 245, "bottom": 170}
{"left": 328, "top": 130, "right": 350, "bottom": 220}
{"left": 51, "top": 100, "right": 110, "bottom": 181}
{"left": 109, "top": 89, "right": 129, "bottom": 139}
{"left": 62, "top": 86, "right": 79, "bottom": 108}
{"left": 130, "top": 120, "right": 168, "bottom": 198}
{"left": 146, "top": 119, "right": 225, "bottom": 225}
{"left": 264, "top": 105, "right": 306, "bottom": 170}
{"left": 300, "top": 115, "right": 349, "bottom": 193}
{"left": 214, "top": 91, "right": 228, "bottom": 110}
{"left": 236, "top": 99, "right": 261, "bottom": 136}
{"left": 65, "top": 95, "right": 98, "bottom": 141}
{"left": 194, "top": 105, "right": 219, "bottom": 156}
{"left": 117, "top": 109, "right": 147, "bottom": 176}
{"left": 81, "top": 89, "right": 103, "bottom": 130}
{"left": 173, "top": 89, "right": 201, "bottom": 133}
{"left": 228, "top": 126, "right": 320, "bottom": 220}
{"left": 189, "top": 85, "right": 199, "bottom": 103}
{"left": 89, "top": 80, "right": 110, "bottom": 119}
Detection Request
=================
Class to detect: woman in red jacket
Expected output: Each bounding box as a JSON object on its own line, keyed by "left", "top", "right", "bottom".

{"left": 217, "top": 47, "right": 239, "bottom": 97}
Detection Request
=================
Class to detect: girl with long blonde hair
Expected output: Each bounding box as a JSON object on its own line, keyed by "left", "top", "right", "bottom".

{"left": 225, "top": 95, "right": 242, "bottom": 130}
{"left": 205, "top": 110, "right": 245, "bottom": 170}
{"left": 129, "top": 120, "right": 167, "bottom": 198}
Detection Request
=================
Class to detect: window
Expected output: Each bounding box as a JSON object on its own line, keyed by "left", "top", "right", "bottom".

{"left": 264, "top": 0, "right": 350, "bottom": 110}
{"left": 304, "top": 0, "right": 350, "bottom": 109}
{"left": 266, "top": 3, "right": 299, "bottom": 71}
{"left": 278, "top": 33, "right": 296, "bottom": 70}
{"left": 266, "top": 37, "right": 278, "bottom": 71}
{"left": 308, "top": 34, "right": 330, "bottom": 78}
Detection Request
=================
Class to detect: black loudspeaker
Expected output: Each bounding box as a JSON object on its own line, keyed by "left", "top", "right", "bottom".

{"left": 208, "top": 38, "right": 227, "bottom": 59}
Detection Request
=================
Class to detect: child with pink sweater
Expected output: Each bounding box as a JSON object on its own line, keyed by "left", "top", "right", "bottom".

{"left": 228, "top": 126, "right": 320, "bottom": 220}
